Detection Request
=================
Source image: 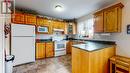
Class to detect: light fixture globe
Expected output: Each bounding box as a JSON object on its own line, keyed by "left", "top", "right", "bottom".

{"left": 55, "top": 5, "right": 64, "bottom": 12}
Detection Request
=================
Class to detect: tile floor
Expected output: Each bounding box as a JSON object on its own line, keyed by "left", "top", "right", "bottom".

{"left": 13, "top": 55, "right": 71, "bottom": 73}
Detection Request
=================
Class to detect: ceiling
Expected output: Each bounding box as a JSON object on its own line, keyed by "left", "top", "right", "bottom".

{"left": 15, "top": 0, "right": 116, "bottom": 19}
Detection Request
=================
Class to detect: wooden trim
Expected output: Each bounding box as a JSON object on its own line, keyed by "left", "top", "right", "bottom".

{"left": 94, "top": 3, "right": 124, "bottom": 14}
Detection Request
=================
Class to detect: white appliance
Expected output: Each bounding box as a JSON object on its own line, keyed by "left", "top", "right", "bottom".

{"left": 37, "top": 26, "right": 49, "bottom": 33}
{"left": 54, "top": 40, "right": 66, "bottom": 56}
{"left": 52, "top": 30, "right": 66, "bottom": 57}
{"left": 11, "top": 24, "right": 35, "bottom": 66}
{"left": 54, "top": 29, "right": 64, "bottom": 32}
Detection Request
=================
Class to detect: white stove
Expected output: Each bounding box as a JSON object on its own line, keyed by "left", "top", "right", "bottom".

{"left": 52, "top": 31, "right": 66, "bottom": 57}
{"left": 54, "top": 41, "right": 66, "bottom": 56}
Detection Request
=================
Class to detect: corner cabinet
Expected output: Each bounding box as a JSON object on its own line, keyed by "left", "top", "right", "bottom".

{"left": 94, "top": 3, "right": 124, "bottom": 33}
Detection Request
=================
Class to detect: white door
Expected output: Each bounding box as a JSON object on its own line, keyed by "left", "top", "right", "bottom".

{"left": 11, "top": 24, "right": 35, "bottom": 36}
{"left": 11, "top": 37, "right": 35, "bottom": 66}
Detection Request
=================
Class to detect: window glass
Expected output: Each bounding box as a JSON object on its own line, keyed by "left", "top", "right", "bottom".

{"left": 77, "top": 18, "right": 94, "bottom": 38}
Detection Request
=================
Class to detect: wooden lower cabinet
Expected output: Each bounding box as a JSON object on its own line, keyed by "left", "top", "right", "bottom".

{"left": 66, "top": 41, "right": 72, "bottom": 54}
{"left": 46, "top": 42, "right": 54, "bottom": 58}
{"left": 72, "top": 46, "right": 116, "bottom": 73}
{"left": 36, "top": 42, "right": 54, "bottom": 59}
{"left": 36, "top": 43, "right": 46, "bottom": 59}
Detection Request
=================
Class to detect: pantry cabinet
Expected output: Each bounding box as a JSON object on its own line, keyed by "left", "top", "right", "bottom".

{"left": 36, "top": 43, "right": 46, "bottom": 59}
{"left": 11, "top": 12, "right": 25, "bottom": 24}
{"left": 25, "top": 14, "right": 36, "bottom": 25}
{"left": 94, "top": 3, "right": 124, "bottom": 33}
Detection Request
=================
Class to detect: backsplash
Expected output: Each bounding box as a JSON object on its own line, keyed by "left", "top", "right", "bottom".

{"left": 36, "top": 34, "right": 52, "bottom": 39}
{"left": 36, "top": 34, "right": 66, "bottom": 40}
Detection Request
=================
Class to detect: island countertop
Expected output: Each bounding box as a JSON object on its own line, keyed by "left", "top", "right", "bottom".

{"left": 72, "top": 41, "right": 115, "bottom": 52}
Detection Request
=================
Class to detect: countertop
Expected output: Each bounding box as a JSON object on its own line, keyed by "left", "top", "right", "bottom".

{"left": 36, "top": 39, "right": 53, "bottom": 43}
{"left": 72, "top": 41, "right": 115, "bottom": 52}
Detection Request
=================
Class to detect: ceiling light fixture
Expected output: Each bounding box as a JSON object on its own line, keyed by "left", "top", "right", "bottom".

{"left": 55, "top": 5, "right": 64, "bottom": 12}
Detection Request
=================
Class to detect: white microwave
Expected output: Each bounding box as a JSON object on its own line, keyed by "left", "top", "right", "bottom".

{"left": 37, "top": 26, "right": 49, "bottom": 33}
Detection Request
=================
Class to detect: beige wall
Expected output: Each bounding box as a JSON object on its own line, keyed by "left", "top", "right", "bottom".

{"left": 112, "top": 0, "right": 130, "bottom": 57}
{"left": 77, "top": 0, "right": 130, "bottom": 57}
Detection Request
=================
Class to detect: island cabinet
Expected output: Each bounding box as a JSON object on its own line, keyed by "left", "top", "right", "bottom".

{"left": 72, "top": 46, "right": 116, "bottom": 73}
{"left": 94, "top": 3, "right": 124, "bottom": 33}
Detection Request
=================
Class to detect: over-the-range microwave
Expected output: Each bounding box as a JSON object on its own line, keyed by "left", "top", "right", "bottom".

{"left": 37, "top": 26, "right": 49, "bottom": 33}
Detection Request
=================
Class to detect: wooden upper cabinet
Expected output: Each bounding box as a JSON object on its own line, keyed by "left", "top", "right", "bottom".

{"left": 94, "top": 11, "right": 104, "bottom": 33}
{"left": 104, "top": 7, "right": 121, "bottom": 32}
{"left": 36, "top": 17, "right": 44, "bottom": 26}
{"left": 94, "top": 3, "right": 124, "bottom": 33}
{"left": 46, "top": 42, "right": 54, "bottom": 58}
{"left": 11, "top": 12, "right": 25, "bottom": 24}
{"left": 43, "top": 19, "right": 50, "bottom": 26}
{"left": 25, "top": 14, "right": 36, "bottom": 25}
{"left": 73, "top": 22, "right": 77, "bottom": 34}
{"left": 53, "top": 20, "right": 59, "bottom": 29}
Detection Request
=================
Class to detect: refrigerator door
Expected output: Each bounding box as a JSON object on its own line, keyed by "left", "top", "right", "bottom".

{"left": 11, "top": 37, "right": 35, "bottom": 66}
{"left": 11, "top": 24, "right": 35, "bottom": 36}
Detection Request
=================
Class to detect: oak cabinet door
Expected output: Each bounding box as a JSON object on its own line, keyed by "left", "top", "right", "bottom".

{"left": 11, "top": 12, "right": 25, "bottom": 24}
{"left": 25, "top": 14, "right": 36, "bottom": 25}
{"left": 46, "top": 42, "right": 54, "bottom": 58}
{"left": 66, "top": 41, "right": 72, "bottom": 54}
{"left": 94, "top": 11, "right": 104, "bottom": 33}
{"left": 36, "top": 43, "right": 46, "bottom": 59}
{"left": 72, "top": 47, "right": 81, "bottom": 73}
{"left": 104, "top": 8, "right": 118, "bottom": 32}
{"left": 43, "top": 19, "right": 50, "bottom": 26}
{"left": 37, "top": 17, "right": 44, "bottom": 26}
{"left": 53, "top": 21, "right": 58, "bottom": 29}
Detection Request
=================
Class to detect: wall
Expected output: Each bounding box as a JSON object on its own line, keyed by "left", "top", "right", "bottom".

{"left": 77, "top": 0, "right": 130, "bottom": 57}
{"left": 0, "top": 0, "right": 5, "bottom": 72}
{"left": 36, "top": 34, "right": 52, "bottom": 39}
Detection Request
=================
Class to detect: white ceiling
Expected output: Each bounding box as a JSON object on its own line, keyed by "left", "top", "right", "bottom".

{"left": 15, "top": 0, "right": 116, "bottom": 19}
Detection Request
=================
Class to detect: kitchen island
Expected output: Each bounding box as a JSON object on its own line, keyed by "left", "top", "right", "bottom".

{"left": 72, "top": 42, "right": 116, "bottom": 73}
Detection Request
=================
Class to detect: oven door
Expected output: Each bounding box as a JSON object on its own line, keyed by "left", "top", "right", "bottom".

{"left": 55, "top": 41, "right": 66, "bottom": 51}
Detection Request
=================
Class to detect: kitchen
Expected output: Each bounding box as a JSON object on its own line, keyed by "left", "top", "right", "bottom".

{"left": 0, "top": 0, "right": 130, "bottom": 73}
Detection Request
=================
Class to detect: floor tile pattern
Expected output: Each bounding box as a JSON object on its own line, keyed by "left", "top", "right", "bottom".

{"left": 13, "top": 55, "right": 71, "bottom": 73}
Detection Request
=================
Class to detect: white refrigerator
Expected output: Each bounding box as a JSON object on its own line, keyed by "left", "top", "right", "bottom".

{"left": 11, "top": 24, "right": 35, "bottom": 66}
